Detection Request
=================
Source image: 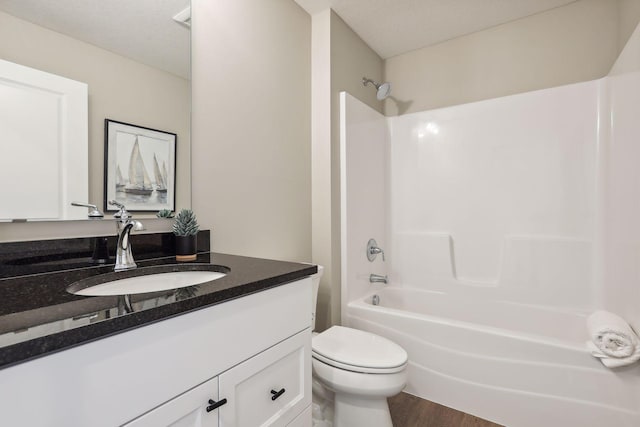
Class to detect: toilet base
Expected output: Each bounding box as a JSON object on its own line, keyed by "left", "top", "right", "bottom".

{"left": 312, "top": 355, "right": 406, "bottom": 427}
{"left": 333, "top": 393, "right": 393, "bottom": 427}
{"left": 312, "top": 378, "right": 335, "bottom": 426}
{"left": 312, "top": 382, "right": 393, "bottom": 427}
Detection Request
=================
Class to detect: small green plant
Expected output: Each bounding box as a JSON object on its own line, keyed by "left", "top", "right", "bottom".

{"left": 156, "top": 209, "right": 174, "bottom": 218}
{"left": 173, "top": 209, "right": 199, "bottom": 236}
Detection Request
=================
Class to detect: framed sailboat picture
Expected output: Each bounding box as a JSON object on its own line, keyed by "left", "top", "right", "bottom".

{"left": 104, "top": 119, "right": 176, "bottom": 213}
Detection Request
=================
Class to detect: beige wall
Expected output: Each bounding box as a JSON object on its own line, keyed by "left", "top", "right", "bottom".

{"left": 611, "top": 14, "right": 640, "bottom": 75}
{"left": 384, "top": 0, "right": 621, "bottom": 115}
{"left": 311, "top": 9, "right": 333, "bottom": 332}
{"left": 618, "top": 0, "right": 640, "bottom": 51}
{"left": 331, "top": 11, "right": 385, "bottom": 115}
{"left": 191, "top": 0, "right": 311, "bottom": 263}
{"left": 310, "top": 10, "right": 384, "bottom": 330}
{"left": 0, "top": 10, "right": 190, "bottom": 242}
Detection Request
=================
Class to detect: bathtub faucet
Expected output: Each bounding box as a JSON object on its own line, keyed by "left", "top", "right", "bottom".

{"left": 369, "top": 274, "right": 388, "bottom": 284}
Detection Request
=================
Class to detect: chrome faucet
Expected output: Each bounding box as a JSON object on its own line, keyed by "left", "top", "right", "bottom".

{"left": 369, "top": 274, "right": 388, "bottom": 284}
{"left": 109, "top": 200, "right": 143, "bottom": 271}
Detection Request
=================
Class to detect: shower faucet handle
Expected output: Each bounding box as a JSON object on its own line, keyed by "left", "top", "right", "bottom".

{"left": 367, "top": 238, "right": 385, "bottom": 262}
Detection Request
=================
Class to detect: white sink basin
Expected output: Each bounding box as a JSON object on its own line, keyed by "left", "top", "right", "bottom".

{"left": 72, "top": 270, "right": 226, "bottom": 296}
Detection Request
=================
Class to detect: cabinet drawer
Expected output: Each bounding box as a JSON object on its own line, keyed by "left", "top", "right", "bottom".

{"left": 124, "top": 377, "right": 220, "bottom": 427}
{"left": 219, "top": 329, "right": 311, "bottom": 427}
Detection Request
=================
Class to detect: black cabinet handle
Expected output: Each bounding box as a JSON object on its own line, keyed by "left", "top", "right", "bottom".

{"left": 270, "top": 388, "right": 285, "bottom": 401}
{"left": 206, "top": 398, "right": 227, "bottom": 412}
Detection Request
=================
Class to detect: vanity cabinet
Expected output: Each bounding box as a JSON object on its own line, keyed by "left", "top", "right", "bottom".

{"left": 125, "top": 329, "right": 310, "bottom": 427}
{"left": 0, "top": 279, "right": 312, "bottom": 427}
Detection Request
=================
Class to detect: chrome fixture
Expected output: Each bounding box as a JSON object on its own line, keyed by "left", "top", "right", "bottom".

{"left": 372, "top": 294, "right": 380, "bottom": 306}
{"left": 71, "top": 202, "right": 103, "bottom": 218}
{"left": 109, "top": 200, "right": 143, "bottom": 271}
{"left": 117, "top": 294, "right": 134, "bottom": 315}
{"left": 369, "top": 274, "right": 388, "bottom": 284}
{"left": 367, "top": 238, "right": 385, "bottom": 262}
{"left": 362, "top": 77, "right": 392, "bottom": 100}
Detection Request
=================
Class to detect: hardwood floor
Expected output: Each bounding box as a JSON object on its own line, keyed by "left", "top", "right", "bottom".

{"left": 388, "top": 393, "right": 504, "bottom": 427}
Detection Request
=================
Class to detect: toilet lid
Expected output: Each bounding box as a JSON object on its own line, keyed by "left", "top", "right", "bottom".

{"left": 312, "top": 326, "right": 407, "bottom": 373}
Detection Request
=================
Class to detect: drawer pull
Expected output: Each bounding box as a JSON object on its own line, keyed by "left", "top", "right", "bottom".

{"left": 270, "top": 388, "right": 286, "bottom": 401}
{"left": 206, "top": 398, "right": 227, "bottom": 412}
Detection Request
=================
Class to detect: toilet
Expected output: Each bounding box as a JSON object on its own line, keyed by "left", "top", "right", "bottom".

{"left": 310, "top": 266, "right": 408, "bottom": 427}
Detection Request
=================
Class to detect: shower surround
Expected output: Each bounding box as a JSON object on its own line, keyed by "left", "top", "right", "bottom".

{"left": 339, "top": 29, "right": 640, "bottom": 427}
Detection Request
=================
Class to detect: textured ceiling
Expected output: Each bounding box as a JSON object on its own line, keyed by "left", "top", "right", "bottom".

{"left": 0, "top": 0, "right": 580, "bottom": 76}
{"left": 295, "top": 0, "right": 578, "bottom": 59}
{"left": 0, "top": 0, "right": 190, "bottom": 79}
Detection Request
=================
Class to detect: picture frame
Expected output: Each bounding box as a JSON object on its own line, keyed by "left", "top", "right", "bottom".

{"left": 104, "top": 119, "right": 176, "bottom": 213}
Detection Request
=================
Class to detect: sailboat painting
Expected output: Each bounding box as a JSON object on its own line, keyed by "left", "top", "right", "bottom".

{"left": 115, "top": 165, "right": 125, "bottom": 190}
{"left": 104, "top": 120, "right": 176, "bottom": 212}
{"left": 153, "top": 154, "right": 167, "bottom": 193}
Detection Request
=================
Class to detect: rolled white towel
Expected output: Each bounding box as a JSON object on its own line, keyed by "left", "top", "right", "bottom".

{"left": 587, "top": 310, "right": 638, "bottom": 358}
{"left": 587, "top": 341, "right": 640, "bottom": 368}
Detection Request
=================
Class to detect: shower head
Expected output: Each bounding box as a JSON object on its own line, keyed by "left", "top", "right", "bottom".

{"left": 362, "top": 77, "right": 392, "bottom": 100}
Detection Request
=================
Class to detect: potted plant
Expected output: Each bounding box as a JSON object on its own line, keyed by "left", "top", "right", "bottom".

{"left": 173, "top": 209, "right": 199, "bottom": 261}
{"left": 156, "top": 209, "right": 174, "bottom": 218}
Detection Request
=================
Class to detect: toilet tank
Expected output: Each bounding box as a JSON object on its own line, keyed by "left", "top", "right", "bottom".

{"left": 311, "top": 265, "right": 324, "bottom": 331}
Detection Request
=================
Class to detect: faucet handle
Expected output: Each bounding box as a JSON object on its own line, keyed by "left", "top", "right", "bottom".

{"left": 367, "top": 238, "right": 385, "bottom": 262}
{"left": 71, "top": 202, "right": 103, "bottom": 218}
{"left": 109, "top": 200, "right": 129, "bottom": 220}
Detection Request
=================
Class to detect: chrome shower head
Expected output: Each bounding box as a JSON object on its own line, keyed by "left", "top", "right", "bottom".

{"left": 362, "top": 77, "right": 392, "bottom": 100}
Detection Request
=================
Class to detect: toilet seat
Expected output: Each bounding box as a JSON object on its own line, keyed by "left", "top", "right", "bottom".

{"left": 312, "top": 326, "right": 408, "bottom": 374}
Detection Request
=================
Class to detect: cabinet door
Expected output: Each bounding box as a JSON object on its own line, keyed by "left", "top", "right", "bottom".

{"left": 286, "top": 405, "right": 312, "bottom": 427}
{"left": 124, "top": 377, "right": 223, "bottom": 427}
{"left": 219, "top": 329, "right": 311, "bottom": 427}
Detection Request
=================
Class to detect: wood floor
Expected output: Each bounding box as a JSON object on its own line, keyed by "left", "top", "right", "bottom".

{"left": 388, "top": 393, "right": 504, "bottom": 427}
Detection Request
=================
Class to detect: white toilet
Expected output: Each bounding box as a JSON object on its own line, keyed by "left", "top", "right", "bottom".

{"left": 310, "top": 266, "right": 408, "bottom": 427}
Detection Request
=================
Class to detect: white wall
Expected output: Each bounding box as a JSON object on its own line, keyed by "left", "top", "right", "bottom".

{"left": 601, "top": 23, "right": 640, "bottom": 331}
{"left": 0, "top": 10, "right": 190, "bottom": 242}
{"left": 191, "top": 0, "right": 311, "bottom": 263}
{"left": 388, "top": 80, "right": 599, "bottom": 309}
{"left": 341, "top": 80, "right": 601, "bottom": 311}
{"left": 384, "top": 0, "right": 620, "bottom": 115}
{"left": 339, "top": 92, "right": 388, "bottom": 320}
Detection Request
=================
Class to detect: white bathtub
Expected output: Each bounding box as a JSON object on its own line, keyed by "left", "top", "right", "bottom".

{"left": 345, "top": 287, "right": 640, "bottom": 427}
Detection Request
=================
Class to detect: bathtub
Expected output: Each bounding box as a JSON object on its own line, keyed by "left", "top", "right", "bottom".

{"left": 345, "top": 287, "right": 640, "bottom": 427}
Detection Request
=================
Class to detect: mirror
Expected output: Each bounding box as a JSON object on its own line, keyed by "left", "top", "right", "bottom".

{"left": 0, "top": 0, "right": 191, "bottom": 221}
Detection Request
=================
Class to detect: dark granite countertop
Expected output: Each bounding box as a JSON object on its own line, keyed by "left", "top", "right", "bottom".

{"left": 0, "top": 251, "right": 316, "bottom": 370}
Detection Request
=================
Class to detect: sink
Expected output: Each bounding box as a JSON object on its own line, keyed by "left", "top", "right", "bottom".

{"left": 67, "top": 265, "right": 229, "bottom": 296}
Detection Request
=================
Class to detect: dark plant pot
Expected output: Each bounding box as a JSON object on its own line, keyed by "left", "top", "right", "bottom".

{"left": 175, "top": 235, "right": 197, "bottom": 262}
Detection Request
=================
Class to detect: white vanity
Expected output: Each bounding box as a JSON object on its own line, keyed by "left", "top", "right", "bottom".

{"left": 0, "top": 278, "right": 312, "bottom": 426}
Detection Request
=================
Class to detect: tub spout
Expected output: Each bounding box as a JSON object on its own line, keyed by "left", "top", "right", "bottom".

{"left": 370, "top": 274, "right": 388, "bottom": 284}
